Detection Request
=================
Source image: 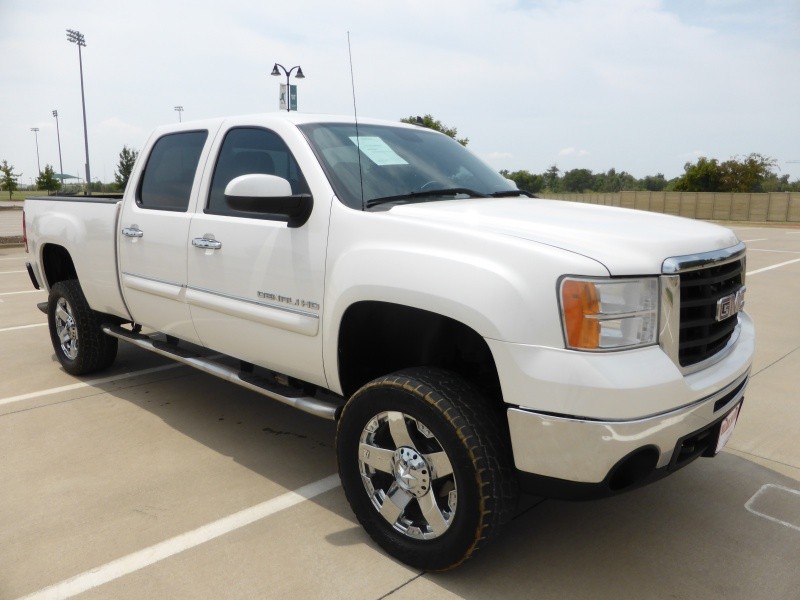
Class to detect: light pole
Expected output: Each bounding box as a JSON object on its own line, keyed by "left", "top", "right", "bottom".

{"left": 66, "top": 28, "right": 91, "bottom": 195}
{"left": 270, "top": 63, "right": 305, "bottom": 112}
{"left": 30, "top": 127, "right": 41, "bottom": 176}
{"left": 52, "top": 110, "right": 64, "bottom": 187}
{"left": 174, "top": 105, "right": 184, "bottom": 122}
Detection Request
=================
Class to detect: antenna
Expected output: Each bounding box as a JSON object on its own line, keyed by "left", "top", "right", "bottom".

{"left": 348, "top": 31, "right": 365, "bottom": 210}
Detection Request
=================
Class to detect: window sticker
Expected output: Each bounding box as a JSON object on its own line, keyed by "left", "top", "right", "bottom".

{"left": 349, "top": 136, "right": 408, "bottom": 166}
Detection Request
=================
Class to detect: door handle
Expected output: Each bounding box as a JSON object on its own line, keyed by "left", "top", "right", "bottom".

{"left": 192, "top": 237, "right": 222, "bottom": 250}
{"left": 121, "top": 227, "right": 143, "bottom": 238}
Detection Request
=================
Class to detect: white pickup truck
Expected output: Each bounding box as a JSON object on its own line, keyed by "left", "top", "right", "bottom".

{"left": 23, "top": 113, "right": 754, "bottom": 570}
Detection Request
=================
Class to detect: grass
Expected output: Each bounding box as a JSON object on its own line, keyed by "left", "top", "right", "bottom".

{"left": 0, "top": 189, "right": 44, "bottom": 202}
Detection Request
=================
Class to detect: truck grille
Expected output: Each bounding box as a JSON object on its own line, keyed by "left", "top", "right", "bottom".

{"left": 676, "top": 253, "right": 745, "bottom": 367}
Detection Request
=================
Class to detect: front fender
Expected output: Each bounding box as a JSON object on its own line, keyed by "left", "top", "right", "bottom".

{"left": 321, "top": 203, "right": 608, "bottom": 393}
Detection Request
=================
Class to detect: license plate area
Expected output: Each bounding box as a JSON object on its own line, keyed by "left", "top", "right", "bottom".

{"left": 670, "top": 400, "right": 744, "bottom": 469}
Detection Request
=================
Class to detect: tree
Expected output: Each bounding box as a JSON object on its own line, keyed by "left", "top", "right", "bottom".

{"left": 561, "top": 168, "right": 595, "bottom": 192}
{"left": 719, "top": 153, "right": 777, "bottom": 192}
{"left": 1, "top": 160, "right": 22, "bottom": 200}
{"left": 36, "top": 164, "right": 60, "bottom": 193}
{"left": 643, "top": 173, "right": 668, "bottom": 191}
{"left": 500, "top": 169, "right": 544, "bottom": 194}
{"left": 400, "top": 114, "right": 469, "bottom": 146}
{"left": 543, "top": 165, "right": 560, "bottom": 191}
{"left": 673, "top": 157, "right": 722, "bottom": 192}
{"left": 114, "top": 145, "right": 139, "bottom": 190}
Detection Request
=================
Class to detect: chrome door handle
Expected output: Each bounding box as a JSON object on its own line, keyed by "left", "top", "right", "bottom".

{"left": 192, "top": 237, "right": 222, "bottom": 250}
{"left": 121, "top": 227, "right": 143, "bottom": 238}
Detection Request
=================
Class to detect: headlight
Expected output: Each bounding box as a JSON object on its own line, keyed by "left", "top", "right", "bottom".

{"left": 559, "top": 277, "right": 659, "bottom": 351}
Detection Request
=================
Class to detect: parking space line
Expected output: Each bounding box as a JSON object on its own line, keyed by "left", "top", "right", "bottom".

{"left": 0, "top": 363, "right": 184, "bottom": 407}
{"left": 18, "top": 474, "right": 342, "bottom": 600}
{"left": 0, "top": 270, "right": 27, "bottom": 275}
{"left": 747, "top": 257, "right": 800, "bottom": 276}
{"left": 0, "top": 323, "right": 46, "bottom": 333}
{"left": 745, "top": 484, "right": 800, "bottom": 533}
{"left": 0, "top": 289, "right": 44, "bottom": 296}
{"left": 748, "top": 249, "right": 800, "bottom": 255}
{"left": 742, "top": 238, "right": 767, "bottom": 243}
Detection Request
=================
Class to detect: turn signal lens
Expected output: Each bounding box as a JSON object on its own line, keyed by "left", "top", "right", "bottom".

{"left": 561, "top": 280, "right": 601, "bottom": 349}
{"left": 560, "top": 277, "right": 659, "bottom": 351}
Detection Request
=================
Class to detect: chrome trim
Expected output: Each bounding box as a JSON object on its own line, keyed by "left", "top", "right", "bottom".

{"left": 660, "top": 242, "right": 747, "bottom": 375}
{"left": 658, "top": 274, "right": 680, "bottom": 367}
{"left": 508, "top": 369, "right": 749, "bottom": 483}
{"left": 192, "top": 237, "right": 222, "bottom": 250}
{"left": 662, "top": 241, "right": 746, "bottom": 274}
{"left": 102, "top": 324, "right": 340, "bottom": 420}
{"left": 121, "top": 227, "right": 144, "bottom": 238}
{"left": 121, "top": 271, "right": 185, "bottom": 289}
{"left": 186, "top": 285, "right": 320, "bottom": 319}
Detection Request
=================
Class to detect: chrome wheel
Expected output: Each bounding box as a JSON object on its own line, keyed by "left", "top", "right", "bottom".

{"left": 358, "top": 410, "right": 456, "bottom": 540}
{"left": 54, "top": 296, "right": 79, "bottom": 360}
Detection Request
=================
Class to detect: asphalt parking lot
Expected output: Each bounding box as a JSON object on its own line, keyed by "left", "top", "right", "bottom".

{"left": 2, "top": 221, "right": 799, "bottom": 599}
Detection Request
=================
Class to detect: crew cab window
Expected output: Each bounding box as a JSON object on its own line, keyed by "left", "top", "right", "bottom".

{"left": 137, "top": 130, "right": 208, "bottom": 211}
{"left": 206, "top": 127, "right": 309, "bottom": 217}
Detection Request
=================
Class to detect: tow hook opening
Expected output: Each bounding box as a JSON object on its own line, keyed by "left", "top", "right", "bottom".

{"left": 607, "top": 447, "right": 659, "bottom": 492}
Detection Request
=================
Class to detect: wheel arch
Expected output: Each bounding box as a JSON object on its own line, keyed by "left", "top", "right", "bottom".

{"left": 336, "top": 300, "right": 503, "bottom": 406}
{"left": 40, "top": 243, "right": 78, "bottom": 288}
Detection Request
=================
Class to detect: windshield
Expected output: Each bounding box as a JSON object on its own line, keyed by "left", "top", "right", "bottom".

{"left": 297, "top": 122, "right": 517, "bottom": 210}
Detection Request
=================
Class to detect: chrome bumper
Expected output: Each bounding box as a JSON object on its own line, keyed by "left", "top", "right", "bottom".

{"left": 507, "top": 370, "right": 748, "bottom": 485}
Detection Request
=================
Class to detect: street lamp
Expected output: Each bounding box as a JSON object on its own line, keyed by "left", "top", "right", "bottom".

{"left": 174, "top": 105, "right": 184, "bottom": 122}
{"left": 66, "top": 28, "right": 91, "bottom": 195}
{"left": 270, "top": 63, "right": 305, "bottom": 112}
{"left": 30, "top": 127, "right": 41, "bottom": 176}
{"left": 53, "top": 110, "right": 64, "bottom": 187}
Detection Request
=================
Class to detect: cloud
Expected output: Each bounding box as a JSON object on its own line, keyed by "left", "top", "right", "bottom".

{"left": 559, "top": 147, "right": 589, "bottom": 157}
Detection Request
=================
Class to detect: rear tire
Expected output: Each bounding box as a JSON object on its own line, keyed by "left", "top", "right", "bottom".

{"left": 336, "top": 367, "right": 517, "bottom": 571}
{"left": 47, "top": 279, "right": 118, "bottom": 375}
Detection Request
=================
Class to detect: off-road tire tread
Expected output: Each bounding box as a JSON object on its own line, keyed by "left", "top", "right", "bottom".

{"left": 48, "top": 279, "right": 118, "bottom": 375}
{"left": 337, "top": 366, "right": 518, "bottom": 571}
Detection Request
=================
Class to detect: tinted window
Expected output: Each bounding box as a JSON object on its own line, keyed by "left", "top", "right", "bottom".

{"left": 138, "top": 130, "right": 208, "bottom": 211}
{"left": 207, "top": 127, "right": 309, "bottom": 217}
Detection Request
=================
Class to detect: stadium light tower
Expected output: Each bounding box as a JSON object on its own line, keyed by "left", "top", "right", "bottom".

{"left": 66, "top": 28, "right": 91, "bottom": 194}
{"left": 174, "top": 106, "right": 184, "bottom": 122}
{"left": 53, "top": 110, "right": 64, "bottom": 186}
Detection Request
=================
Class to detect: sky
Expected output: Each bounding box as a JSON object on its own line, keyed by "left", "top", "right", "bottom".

{"left": 1, "top": 0, "right": 799, "bottom": 186}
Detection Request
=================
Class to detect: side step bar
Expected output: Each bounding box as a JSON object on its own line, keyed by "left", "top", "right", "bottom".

{"left": 102, "top": 324, "right": 342, "bottom": 421}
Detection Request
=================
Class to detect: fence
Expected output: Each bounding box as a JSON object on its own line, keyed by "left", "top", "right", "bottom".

{"left": 546, "top": 191, "right": 800, "bottom": 223}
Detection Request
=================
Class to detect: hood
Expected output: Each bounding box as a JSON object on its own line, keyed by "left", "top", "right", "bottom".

{"left": 389, "top": 197, "right": 740, "bottom": 275}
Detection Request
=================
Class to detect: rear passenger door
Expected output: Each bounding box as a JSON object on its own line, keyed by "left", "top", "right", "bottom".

{"left": 185, "top": 126, "right": 331, "bottom": 387}
{"left": 118, "top": 129, "right": 210, "bottom": 343}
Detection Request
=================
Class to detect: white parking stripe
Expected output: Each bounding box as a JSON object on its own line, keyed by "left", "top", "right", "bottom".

{"left": 0, "top": 270, "right": 27, "bottom": 274}
{"left": 0, "top": 363, "right": 183, "bottom": 407}
{"left": 747, "top": 258, "right": 800, "bottom": 276}
{"left": 18, "top": 474, "right": 342, "bottom": 600}
{"left": 742, "top": 239, "right": 767, "bottom": 243}
{"left": 748, "top": 249, "right": 800, "bottom": 255}
{"left": 0, "top": 323, "right": 46, "bottom": 333}
{"left": 0, "top": 289, "right": 44, "bottom": 296}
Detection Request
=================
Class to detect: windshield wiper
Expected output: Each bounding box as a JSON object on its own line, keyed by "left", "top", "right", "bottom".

{"left": 489, "top": 190, "right": 537, "bottom": 198}
{"left": 366, "top": 187, "right": 484, "bottom": 208}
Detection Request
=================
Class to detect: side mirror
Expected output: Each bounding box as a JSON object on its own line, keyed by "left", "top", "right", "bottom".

{"left": 224, "top": 174, "right": 313, "bottom": 228}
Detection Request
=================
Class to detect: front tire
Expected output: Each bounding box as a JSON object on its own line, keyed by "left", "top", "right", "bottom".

{"left": 47, "top": 280, "right": 118, "bottom": 375}
{"left": 336, "top": 367, "right": 517, "bottom": 571}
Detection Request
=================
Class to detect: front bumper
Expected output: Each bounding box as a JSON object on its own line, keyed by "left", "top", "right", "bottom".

{"left": 507, "top": 369, "right": 747, "bottom": 496}
{"left": 493, "top": 311, "right": 753, "bottom": 496}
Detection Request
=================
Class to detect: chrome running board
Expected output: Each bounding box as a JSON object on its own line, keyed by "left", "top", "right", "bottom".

{"left": 102, "top": 324, "right": 341, "bottom": 421}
